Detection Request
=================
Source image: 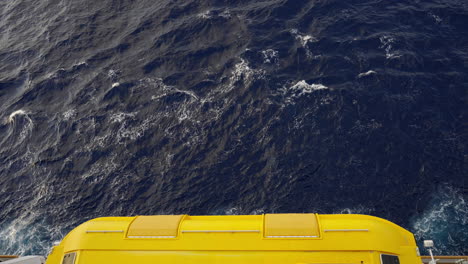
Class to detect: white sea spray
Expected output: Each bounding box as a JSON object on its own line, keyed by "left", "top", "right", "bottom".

{"left": 411, "top": 186, "right": 467, "bottom": 255}
{"left": 226, "top": 58, "right": 265, "bottom": 93}
{"left": 290, "top": 29, "right": 318, "bottom": 47}
{"left": 379, "top": 35, "right": 401, "bottom": 59}
{"left": 275, "top": 80, "right": 329, "bottom": 105}
{"left": 197, "top": 10, "right": 212, "bottom": 19}
{"left": 334, "top": 205, "right": 375, "bottom": 215}
{"left": 110, "top": 112, "right": 136, "bottom": 123}
{"left": 62, "top": 109, "right": 76, "bottom": 120}
{"left": 261, "top": 49, "right": 279, "bottom": 64}
{"left": 290, "top": 29, "right": 318, "bottom": 58}
{"left": 2, "top": 110, "right": 34, "bottom": 146}
{"left": 357, "top": 70, "right": 377, "bottom": 78}
{"left": 7, "top": 109, "right": 28, "bottom": 123}
{"left": 290, "top": 80, "right": 328, "bottom": 94}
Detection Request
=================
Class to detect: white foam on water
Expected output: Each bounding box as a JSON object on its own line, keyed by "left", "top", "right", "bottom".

{"left": 290, "top": 29, "right": 318, "bottom": 58}
{"left": 73, "top": 61, "right": 87, "bottom": 67}
{"left": 145, "top": 78, "right": 198, "bottom": 102}
{"left": 357, "top": 70, "right": 377, "bottom": 78}
{"left": 198, "top": 10, "right": 212, "bottom": 19}
{"left": 212, "top": 58, "right": 266, "bottom": 96}
{"left": 86, "top": 112, "right": 152, "bottom": 147}
{"left": 174, "top": 88, "right": 199, "bottom": 101}
{"left": 132, "top": 78, "right": 209, "bottom": 146}
{"left": 0, "top": 172, "right": 65, "bottom": 255}
{"left": 143, "top": 78, "right": 191, "bottom": 101}
{"left": 75, "top": 117, "right": 96, "bottom": 136}
{"left": 62, "top": 109, "right": 76, "bottom": 120}
{"left": 276, "top": 80, "right": 329, "bottom": 105}
{"left": 80, "top": 153, "right": 120, "bottom": 180}
{"left": 290, "top": 29, "right": 318, "bottom": 47}
{"left": 273, "top": 80, "right": 331, "bottom": 107}
{"left": 3, "top": 109, "right": 34, "bottom": 146}
{"left": 90, "top": 134, "right": 110, "bottom": 149}
{"left": 108, "top": 69, "right": 118, "bottom": 78}
{"left": 250, "top": 208, "right": 266, "bottom": 215}
{"left": 261, "top": 49, "right": 279, "bottom": 64}
{"left": 411, "top": 185, "right": 467, "bottom": 255}
{"left": 351, "top": 119, "right": 383, "bottom": 133}
{"left": 177, "top": 105, "right": 190, "bottom": 122}
{"left": 318, "top": 94, "right": 336, "bottom": 106}
{"left": 220, "top": 9, "right": 231, "bottom": 19}
{"left": 200, "top": 58, "right": 265, "bottom": 102}
{"left": 225, "top": 207, "right": 241, "bottom": 215}
{"left": 334, "top": 205, "right": 375, "bottom": 215}
{"left": 231, "top": 58, "right": 253, "bottom": 83}
{"left": 7, "top": 109, "right": 27, "bottom": 123}
{"left": 165, "top": 153, "right": 175, "bottom": 166}
{"left": 115, "top": 116, "right": 153, "bottom": 143}
{"left": 0, "top": 213, "right": 42, "bottom": 255}
{"left": 298, "top": 35, "right": 316, "bottom": 47}
{"left": 429, "top": 12, "right": 442, "bottom": 23}
{"left": 44, "top": 68, "right": 65, "bottom": 80}
{"left": 379, "top": 35, "right": 401, "bottom": 59}
{"left": 138, "top": 78, "right": 172, "bottom": 101}
{"left": 197, "top": 9, "right": 231, "bottom": 19}
{"left": 230, "top": 58, "right": 265, "bottom": 85}
{"left": 290, "top": 80, "right": 328, "bottom": 94}
{"left": 110, "top": 112, "right": 136, "bottom": 123}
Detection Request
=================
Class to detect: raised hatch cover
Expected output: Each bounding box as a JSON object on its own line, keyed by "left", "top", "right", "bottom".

{"left": 264, "top": 213, "right": 319, "bottom": 238}
{"left": 127, "top": 215, "right": 185, "bottom": 238}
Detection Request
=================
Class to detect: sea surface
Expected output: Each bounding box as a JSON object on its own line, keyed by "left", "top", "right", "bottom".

{"left": 0, "top": 0, "right": 467, "bottom": 256}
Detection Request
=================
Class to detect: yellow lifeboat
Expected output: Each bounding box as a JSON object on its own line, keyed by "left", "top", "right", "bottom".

{"left": 45, "top": 214, "right": 422, "bottom": 264}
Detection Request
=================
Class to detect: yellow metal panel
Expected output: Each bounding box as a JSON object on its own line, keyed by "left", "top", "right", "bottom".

{"left": 180, "top": 215, "right": 262, "bottom": 232}
{"left": 76, "top": 250, "right": 373, "bottom": 264}
{"left": 264, "top": 213, "right": 319, "bottom": 237}
{"left": 127, "top": 215, "right": 184, "bottom": 237}
{"left": 45, "top": 214, "right": 422, "bottom": 264}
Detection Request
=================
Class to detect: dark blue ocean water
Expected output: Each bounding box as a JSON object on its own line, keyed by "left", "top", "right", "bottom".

{"left": 0, "top": 0, "right": 466, "bottom": 257}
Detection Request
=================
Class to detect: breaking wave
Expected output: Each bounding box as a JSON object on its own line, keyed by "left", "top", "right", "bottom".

{"left": 411, "top": 186, "right": 467, "bottom": 256}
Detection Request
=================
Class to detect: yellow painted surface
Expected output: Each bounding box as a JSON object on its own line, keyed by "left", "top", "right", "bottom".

{"left": 77, "top": 250, "right": 373, "bottom": 264}
{"left": 127, "top": 215, "right": 184, "bottom": 237}
{"left": 264, "top": 213, "right": 319, "bottom": 237}
{"left": 45, "top": 214, "right": 422, "bottom": 264}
